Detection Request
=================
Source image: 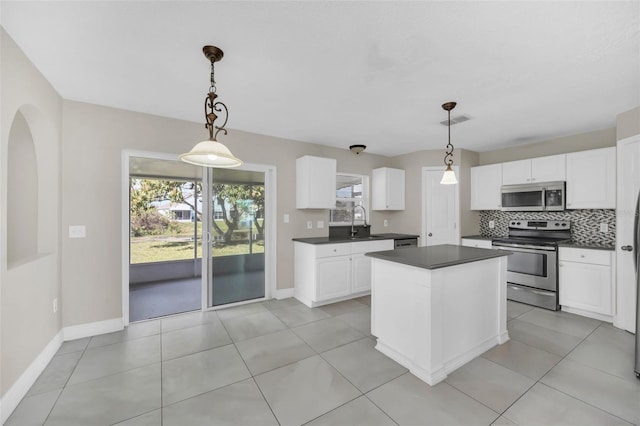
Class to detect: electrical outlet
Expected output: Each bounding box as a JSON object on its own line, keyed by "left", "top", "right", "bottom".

{"left": 600, "top": 223, "right": 609, "bottom": 233}
{"left": 307, "top": 220, "right": 313, "bottom": 230}
{"left": 489, "top": 220, "right": 495, "bottom": 229}
{"left": 383, "top": 219, "right": 389, "bottom": 227}
{"left": 283, "top": 214, "right": 290, "bottom": 224}
{"left": 53, "top": 298, "right": 58, "bottom": 314}
{"left": 317, "top": 220, "right": 324, "bottom": 229}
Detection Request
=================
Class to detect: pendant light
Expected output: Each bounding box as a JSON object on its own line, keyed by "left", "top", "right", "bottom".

{"left": 440, "top": 101, "right": 458, "bottom": 185}
{"left": 180, "top": 46, "right": 242, "bottom": 168}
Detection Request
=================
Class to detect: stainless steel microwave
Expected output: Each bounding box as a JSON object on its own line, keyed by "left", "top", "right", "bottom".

{"left": 501, "top": 181, "right": 565, "bottom": 211}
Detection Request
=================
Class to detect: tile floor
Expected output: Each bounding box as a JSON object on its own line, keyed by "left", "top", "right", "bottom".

{"left": 7, "top": 297, "right": 640, "bottom": 426}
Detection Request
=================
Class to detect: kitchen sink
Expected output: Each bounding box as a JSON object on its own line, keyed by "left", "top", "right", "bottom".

{"left": 347, "top": 235, "right": 385, "bottom": 240}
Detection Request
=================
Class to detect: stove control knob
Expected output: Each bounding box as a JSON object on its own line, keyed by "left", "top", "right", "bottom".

{"left": 561, "top": 223, "right": 567, "bottom": 227}
{"left": 516, "top": 221, "right": 521, "bottom": 225}
{"left": 555, "top": 223, "right": 560, "bottom": 227}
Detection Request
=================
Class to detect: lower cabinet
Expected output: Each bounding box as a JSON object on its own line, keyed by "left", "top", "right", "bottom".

{"left": 294, "top": 239, "right": 394, "bottom": 307}
{"left": 461, "top": 238, "right": 493, "bottom": 249}
{"left": 559, "top": 247, "right": 615, "bottom": 321}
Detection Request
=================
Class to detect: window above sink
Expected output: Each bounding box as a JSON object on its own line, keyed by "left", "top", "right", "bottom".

{"left": 329, "top": 173, "right": 369, "bottom": 226}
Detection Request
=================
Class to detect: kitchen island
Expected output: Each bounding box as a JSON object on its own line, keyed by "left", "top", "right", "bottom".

{"left": 366, "top": 244, "right": 511, "bottom": 386}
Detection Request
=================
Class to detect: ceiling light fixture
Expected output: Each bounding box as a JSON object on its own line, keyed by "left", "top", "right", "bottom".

{"left": 349, "top": 144, "right": 366, "bottom": 155}
{"left": 180, "top": 46, "right": 242, "bottom": 168}
{"left": 440, "top": 101, "right": 458, "bottom": 185}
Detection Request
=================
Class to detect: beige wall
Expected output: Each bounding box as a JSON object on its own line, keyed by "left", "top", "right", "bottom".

{"left": 60, "top": 100, "right": 397, "bottom": 327}
{"left": 1, "top": 30, "right": 63, "bottom": 396}
{"left": 616, "top": 106, "right": 640, "bottom": 140}
{"left": 478, "top": 128, "right": 616, "bottom": 165}
{"left": 385, "top": 149, "right": 479, "bottom": 238}
{"left": 459, "top": 150, "right": 480, "bottom": 236}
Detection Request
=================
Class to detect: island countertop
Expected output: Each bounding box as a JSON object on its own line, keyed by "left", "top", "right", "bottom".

{"left": 365, "top": 244, "right": 511, "bottom": 270}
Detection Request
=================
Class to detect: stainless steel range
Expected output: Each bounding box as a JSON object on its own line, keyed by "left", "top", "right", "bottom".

{"left": 492, "top": 220, "right": 571, "bottom": 311}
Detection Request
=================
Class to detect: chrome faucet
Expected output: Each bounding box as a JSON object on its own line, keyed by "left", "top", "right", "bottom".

{"left": 350, "top": 205, "right": 368, "bottom": 237}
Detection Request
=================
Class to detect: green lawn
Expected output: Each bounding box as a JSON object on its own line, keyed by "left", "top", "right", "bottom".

{"left": 130, "top": 220, "right": 265, "bottom": 264}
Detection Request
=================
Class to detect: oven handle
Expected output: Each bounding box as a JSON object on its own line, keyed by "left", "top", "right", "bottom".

{"left": 492, "top": 243, "right": 556, "bottom": 251}
{"left": 508, "top": 285, "right": 555, "bottom": 297}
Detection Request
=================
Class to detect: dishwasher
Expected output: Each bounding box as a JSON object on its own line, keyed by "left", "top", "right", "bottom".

{"left": 394, "top": 237, "right": 418, "bottom": 249}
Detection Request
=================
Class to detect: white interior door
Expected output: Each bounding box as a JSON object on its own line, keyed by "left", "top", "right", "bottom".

{"left": 422, "top": 167, "right": 460, "bottom": 246}
{"left": 615, "top": 135, "right": 640, "bottom": 333}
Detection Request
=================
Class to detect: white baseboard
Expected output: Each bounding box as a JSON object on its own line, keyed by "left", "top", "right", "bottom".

{"left": 275, "top": 288, "right": 295, "bottom": 299}
{"left": 63, "top": 317, "right": 124, "bottom": 341}
{"left": 1, "top": 330, "right": 63, "bottom": 424}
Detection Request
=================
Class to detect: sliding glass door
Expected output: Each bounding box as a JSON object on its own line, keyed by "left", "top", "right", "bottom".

{"left": 203, "top": 167, "right": 267, "bottom": 307}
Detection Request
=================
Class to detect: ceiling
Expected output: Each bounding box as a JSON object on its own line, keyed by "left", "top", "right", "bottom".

{"left": 2, "top": 1, "right": 639, "bottom": 156}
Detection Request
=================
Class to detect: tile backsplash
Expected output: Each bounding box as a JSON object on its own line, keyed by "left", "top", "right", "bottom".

{"left": 479, "top": 209, "right": 616, "bottom": 245}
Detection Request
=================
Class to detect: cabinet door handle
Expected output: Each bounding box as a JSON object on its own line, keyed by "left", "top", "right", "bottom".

{"left": 428, "top": 233, "right": 433, "bottom": 237}
{"left": 621, "top": 245, "right": 634, "bottom": 252}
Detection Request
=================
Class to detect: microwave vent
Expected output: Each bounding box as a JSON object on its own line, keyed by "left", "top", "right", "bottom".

{"left": 440, "top": 115, "right": 471, "bottom": 126}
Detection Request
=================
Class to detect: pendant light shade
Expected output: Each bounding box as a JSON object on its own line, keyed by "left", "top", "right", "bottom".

{"left": 179, "top": 140, "right": 242, "bottom": 168}
{"left": 440, "top": 101, "right": 458, "bottom": 185}
{"left": 180, "top": 45, "right": 243, "bottom": 168}
{"left": 440, "top": 164, "right": 458, "bottom": 185}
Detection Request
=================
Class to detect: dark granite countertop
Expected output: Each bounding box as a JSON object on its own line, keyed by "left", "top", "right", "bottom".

{"left": 461, "top": 235, "right": 496, "bottom": 241}
{"left": 558, "top": 242, "right": 616, "bottom": 251}
{"left": 293, "top": 233, "right": 419, "bottom": 245}
{"left": 365, "top": 244, "right": 511, "bottom": 270}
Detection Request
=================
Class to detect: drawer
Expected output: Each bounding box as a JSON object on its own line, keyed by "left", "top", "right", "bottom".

{"left": 351, "top": 239, "right": 394, "bottom": 254}
{"left": 558, "top": 247, "right": 611, "bottom": 266}
{"left": 315, "top": 243, "right": 351, "bottom": 258}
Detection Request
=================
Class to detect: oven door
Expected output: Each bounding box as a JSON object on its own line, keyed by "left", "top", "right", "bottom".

{"left": 492, "top": 243, "right": 557, "bottom": 291}
{"left": 501, "top": 185, "right": 545, "bottom": 211}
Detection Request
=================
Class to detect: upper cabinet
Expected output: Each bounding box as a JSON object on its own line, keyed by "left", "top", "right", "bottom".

{"left": 372, "top": 167, "right": 405, "bottom": 210}
{"left": 296, "top": 155, "right": 337, "bottom": 209}
{"left": 566, "top": 147, "right": 616, "bottom": 209}
{"left": 502, "top": 154, "right": 566, "bottom": 185}
{"left": 470, "top": 163, "right": 502, "bottom": 210}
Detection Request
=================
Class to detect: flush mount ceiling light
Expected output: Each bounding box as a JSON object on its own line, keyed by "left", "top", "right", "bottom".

{"left": 349, "top": 144, "right": 367, "bottom": 155}
{"left": 440, "top": 101, "right": 458, "bottom": 185}
{"left": 180, "top": 46, "right": 242, "bottom": 168}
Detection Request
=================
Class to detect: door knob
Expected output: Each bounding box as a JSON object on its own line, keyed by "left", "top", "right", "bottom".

{"left": 621, "top": 245, "right": 634, "bottom": 252}
{"left": 428, "top": 233, "right": 433, "bottom": 237}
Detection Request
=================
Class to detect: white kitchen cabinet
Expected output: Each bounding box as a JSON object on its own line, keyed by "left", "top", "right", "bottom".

{"left": 502, "top": 154, "right": 566, "bottom": 185}
{"left": 296, "top": 155, "right": 337, "bottom": 209}
{"left": 294, "top": 239, "right": 394, "bottom": 307}
{"left": 316, "top": 256, "right": 351, "bottom": 300}
{"left": 559, "top": 247, "right": 615, "bottom": 321}
{"left": 566, "top": 147, "right": 616, "bottom": 209}
{"left": 470, "top": 164, "right": 502, "bottom": 210}
{"left": 372, "top": 167, "right": 405, "bottom": 210}
{"left": 461, "top": 238, "right": 493, "bottom": 249}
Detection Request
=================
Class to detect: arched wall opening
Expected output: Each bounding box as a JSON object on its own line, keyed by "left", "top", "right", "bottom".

{"left": 6, "top": 110, "right": 38, "bottom": 267}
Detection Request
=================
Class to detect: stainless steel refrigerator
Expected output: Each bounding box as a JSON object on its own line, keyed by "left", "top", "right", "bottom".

{"left": 635, "top": 191, "right": 640, "bottom": 379}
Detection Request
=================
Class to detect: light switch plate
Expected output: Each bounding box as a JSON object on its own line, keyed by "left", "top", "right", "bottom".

{"left": 69, "top": 225, "right": 86, "bottom": 238}
{"left": 600, "top": 223, "right": 609, "bottom": 233}
{"left": 383, "top": 219, "right": 389, "bottom": 227}
{"left": 317, "top": 220, "right": 324, "bottom": 229}
{"left": 307, "top": 220, "right": 313, "bottom": 230}
{"left": 283, "top": 214, "right": 290, "bottom": 224}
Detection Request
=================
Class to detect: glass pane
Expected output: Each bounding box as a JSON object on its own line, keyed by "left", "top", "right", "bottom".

{"left": 502, "top": 190, "right": 543, "bottom": 208}
{"left": 130, "top": 178, "right": 202, "bottom": 264}
{"left": 209, "top": 170, "right": 266, "bottom": 307}
{"left": 508, "top": 251, "right": 547, "bottom": 276}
